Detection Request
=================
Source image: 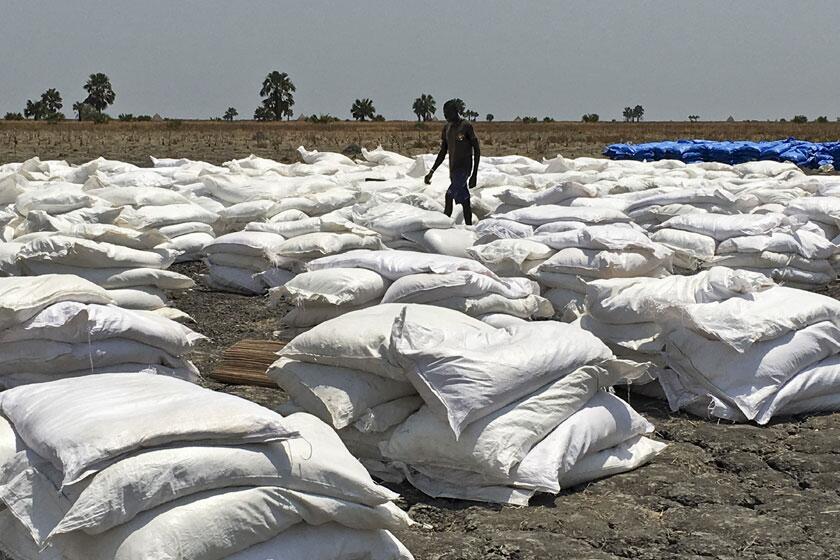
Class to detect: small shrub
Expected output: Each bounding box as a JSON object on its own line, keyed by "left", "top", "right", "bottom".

{"left": 306, "top": 113, "right": 339, "bottom": 124}
{"left": 4, "top": 112, "right": 24, "bottom": 120}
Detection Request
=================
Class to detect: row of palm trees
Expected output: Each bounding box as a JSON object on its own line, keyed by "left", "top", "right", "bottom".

{"left": 9, "top": 70, "right": 485, "bottom": 123}
{"left": 252, "top": 72, "right": 479, "bottom": 122}
{"left": 8, "top": 74, "right": 115, "bottom": 121}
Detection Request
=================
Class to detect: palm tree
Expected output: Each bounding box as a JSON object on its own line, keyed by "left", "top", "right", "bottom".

{"left": 259, "top": 71, "right": 296, "bottom": 121}
{"left": 83, "top": 73, "right": 116, "bottom": 113}
{"left": 24, "top": 99, "right": 43, "bottom": 120}
{"left": 40, "top": 89, "right": 62, "bottom": 114}
{"left": 351, "top": 98, "right": 376, "bottom": 121}
{"left": 412, "top": 93, "right": 436, "bottom": 121}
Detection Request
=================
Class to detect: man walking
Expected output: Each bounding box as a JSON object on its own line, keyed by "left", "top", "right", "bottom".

{"left": 424, "top": 99, "right": 480, "bottom": 225}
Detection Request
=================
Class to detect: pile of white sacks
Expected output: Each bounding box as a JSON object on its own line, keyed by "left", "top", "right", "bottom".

{"left": 5, "top": 146, "right": 834, "bottom": 302}
{"left": 269, "top": 303, "right": 666, "bottom": 505}
{"left": 0, "top": 157, "right": 225, "bottom": 317}
{"left": 578, "top": 267, "right": 840, "bottom": 423}
{"left": 650, "top": 212, "right": 837, "bottom": 287}
{"left": 205, "top": 215, "right": 383, "bottom": 295}
{"left": 658, "top": 285, "right": 840, "bottom": 423}
{"left": 0, "top": 374, "right": 413, "bottom": 559}
{"left": 0, "top": 274, "right": 203, "bottom": 389}
{"left": 275, "top": 249, "right": 552, "bottom": 328}
{"left": 2, "top": 148, "right": 840, "bottom": 492}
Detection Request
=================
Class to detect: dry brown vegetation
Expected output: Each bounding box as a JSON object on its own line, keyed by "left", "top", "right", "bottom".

{"left": 2, "top": 120, "right": 840, "bottom": 166}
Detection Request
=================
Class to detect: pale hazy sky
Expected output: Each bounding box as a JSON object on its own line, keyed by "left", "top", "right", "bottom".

{"left": 1, "top": 0, "right": 838, "bottom": 121}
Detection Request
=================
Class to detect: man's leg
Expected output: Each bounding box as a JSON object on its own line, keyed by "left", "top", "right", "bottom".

{"left": 461, "top": 199, "right": 472, "bottom": 226}
{"left": 444, "top": 194, "right": 454, "bottom": 217}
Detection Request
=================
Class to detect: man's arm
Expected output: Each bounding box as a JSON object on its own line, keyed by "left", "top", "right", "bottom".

{"left": 468, "top": 125, "right": 480, "bottom": 188}
{"left": 425, "top": 127, "right": 448, "bottom": 184}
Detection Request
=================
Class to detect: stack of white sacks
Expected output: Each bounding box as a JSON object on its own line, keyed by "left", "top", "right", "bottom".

{"left": 83, "top": 175, "right": 219, "bottom": 261}
{"left": 14, "top": 234, "right": 186, "bottom": 312}
{"left": 275, "top": 250, "right": 553, "bottom": 328}
{"left": 351, "top": 200, "right": 461, "bottom": 251}
{"left": 650, "top": 212, "right": 839, "bottom": 287}
{"left": 0, "top": 275, "right": 203, "bottom": 389}
{"left": 0, "top": 158, "right": 221, "bottom": 316}
{"left": 205, "top": 214, "right": 384, "bottom": 295}
{"left": 0, "top": 374, "right": 414, "bottom": 559}
{"left": 658, "top": 285, "right": 840, "bottom": 423}
{"left": 578, "top": 268, "right": 775, "bottom": 393}
{"left": 468, "top": 215, "right": 675, "bottom": 319}
{"left": 578, "top": 267, "right": 840, "bottom": 422}
{"left": 269, "top": 303, "right": 666, "bottom": 505}
{"left": 203, "top": 230, "right": 290, "bottom": 295}
{"left": 467, "top": 155, "right": 840, "bottom": 290}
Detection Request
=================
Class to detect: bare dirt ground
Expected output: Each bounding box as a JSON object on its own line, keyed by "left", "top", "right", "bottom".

{"left": 171, "top": 263, "right": 840, "bottom": 560}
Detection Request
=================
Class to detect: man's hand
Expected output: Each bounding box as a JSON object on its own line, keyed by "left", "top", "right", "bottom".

{"left": 424, "top": 171, "right": 434, "bottom": 185}
{"left": 468, "top": 174, "right": 477, "bottom": 189}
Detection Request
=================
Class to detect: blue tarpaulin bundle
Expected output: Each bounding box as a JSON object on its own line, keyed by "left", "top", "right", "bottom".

{"left": 604, "top": 138, "right": 840, "bottom": 168}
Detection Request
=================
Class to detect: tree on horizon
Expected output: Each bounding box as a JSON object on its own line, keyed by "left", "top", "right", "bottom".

{"left": 24, "top": 88, "right": 63, "bottom": 120}
{"left": 83, "top": 73, "right": 116, "bottom": 112}
{"left": 223, "top": 107, "right": 238, "bottom": 121}
{"left": 258, "top": 71, "right": 296, "bottom": 121}
{"left": 412, "top": 94, "right": 436, "bottom": 121}
{"left": 351, "top": 98, "right": 376, "bottom": 121}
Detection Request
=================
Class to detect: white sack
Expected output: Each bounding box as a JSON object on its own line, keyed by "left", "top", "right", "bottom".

{"left": 390, "top": 307, "right": 615, "bottom": 436}
{"left": 267, "top": 359, "right": 416, "bottom": 429}
{"left": 0, "top": 373, "right": 295, "bottom": 486}
{"left": 0, "top": 275, "right": 113, "bottom": 330}
{"left": 279, "top": 304, "right": 493, "bottom": 380}
{"left": 279, "top": 268, "right": 387, "bottom": 306}
{"left": 307, "top": 249, "right": 493, "bottom": 281}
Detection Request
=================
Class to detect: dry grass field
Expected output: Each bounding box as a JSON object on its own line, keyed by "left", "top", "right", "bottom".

{"left": 2, "top": 120, "right": 840, "bottom": 166}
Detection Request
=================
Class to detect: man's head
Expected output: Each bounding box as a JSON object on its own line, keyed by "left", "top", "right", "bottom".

{"left": 443, "top": 99, "right": 461, "bottom": 123}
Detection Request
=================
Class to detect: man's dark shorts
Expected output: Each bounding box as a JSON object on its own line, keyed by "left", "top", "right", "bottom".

{"left": 446, "top": 168, "right": 470, "bottom": 204}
